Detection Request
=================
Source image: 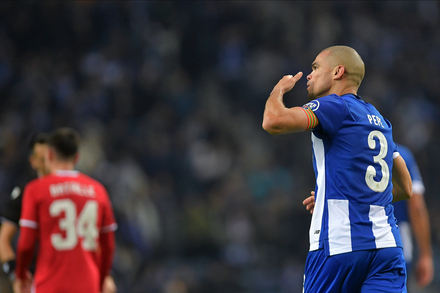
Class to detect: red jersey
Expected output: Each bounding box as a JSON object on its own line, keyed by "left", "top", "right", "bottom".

{"left": 16, "top": 170, "right": 117, "bottom": 293}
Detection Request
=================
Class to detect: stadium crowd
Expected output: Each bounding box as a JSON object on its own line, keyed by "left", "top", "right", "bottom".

{"left": 0, "top": 1, "right": 439, "bottom": 292}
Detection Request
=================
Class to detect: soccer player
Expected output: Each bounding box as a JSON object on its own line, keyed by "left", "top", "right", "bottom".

{"left": 303, "top": 146, "right": 435, "bottom": 291}
{"left": 14, "top": 128, "right": 117, "bottom": 293}
{"left": 0, "top": 133, "right": 48, "bottom": 292}
{"left": 262, "top": 46, "right": 412, "bottom": 292}
{"left": 392, "top": 143, "right": 434, "bottom": 289}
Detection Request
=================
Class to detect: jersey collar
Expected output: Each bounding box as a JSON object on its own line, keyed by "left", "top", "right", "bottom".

{"left": 340, "top": 93, "right": 363, "bottom": 101}
{"left": 53, "top": 170, "right": 79, "bottom": 177}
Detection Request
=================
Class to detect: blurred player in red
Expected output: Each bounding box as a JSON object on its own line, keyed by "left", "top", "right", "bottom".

{"left": 14, "top": 128, "right": 117, "bottom": 293}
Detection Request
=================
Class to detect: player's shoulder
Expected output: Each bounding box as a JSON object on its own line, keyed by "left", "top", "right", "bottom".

{"left": 77, "top": 172, "right": 104, "bottom": 185}
{"left": 76, "top": 172, "right": 108, "bottom": 194}
{"left": 306, "top": 94, "right": 345, "bottom": 110}
{"left": 23, "top": 177, "right": 45, "bottom": 191}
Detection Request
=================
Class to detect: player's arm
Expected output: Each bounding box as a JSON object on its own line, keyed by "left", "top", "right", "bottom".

{"left": 0, "top": 220, "right": 18, "bottom": 280}
{"left": 13, "top": 271, "right": 32, "bottom": 293}
{"left": 263, "top": 73, "right": 318, "bottom": 135}
{"left": 15, "top": 185, "right": 38, "bottom": 282}
{"left": 391, "top": 155, "right": 412, "bottom": 202}
{"left": 407, "top": 191, "right": 434, "bottom": 287}
{"left": 14, "top": 225, "right": 37, "bottom": 293}
{"left": 98, "top": 187, "right": 117, "bottom": 292}
{"left": 0, "top": 188, "right": 23, "bottom": 273}
{"left": 15, "top": 226, "right": 37, "bottom": 280}
{"left": 0, "top": 220, "right": 17, "bottom": 263}
{"left": 99, "top": 230, "right": 116, "bottom": 290}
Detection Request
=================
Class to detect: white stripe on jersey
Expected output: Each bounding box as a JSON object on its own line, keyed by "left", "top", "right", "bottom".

{"left": 328, "top": 199, "right": 352, "bottom": 255}
{"left": 101, "top": 223, "right": 118, "bottom": 233}
{"left": 19, "top": 219, "right": 38, "bottom": 229}
{"left": 398, "top": 221, "right": 413, "bottom": 262}
{"left": 412, "top": 180, "right": 425, "bottom": 195}
{"left": 309, "top": 134, "right": 325, "bottom": 251}
{"left": 369, "top": 205, "right": 396, "bottom": 249}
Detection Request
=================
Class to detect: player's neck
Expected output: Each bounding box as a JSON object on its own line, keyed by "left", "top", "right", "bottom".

{"left": 332, "top": 80, "right": 358, "bottom": 97}
{"left": 49, "top": 162, "right": 75, "bottom": 173}
{"left": 327, "top": 84, "right": 357, "bottom": 97}
{"left": 337, "top": 89, "right": 357, "bottom": 96}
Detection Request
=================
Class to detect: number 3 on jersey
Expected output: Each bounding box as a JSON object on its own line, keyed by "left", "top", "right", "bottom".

{"left": 365, "top": 130, "right": 390, "bottom": 192}
{"left": 50, "top": 199, "right": 98, "bottom": 251}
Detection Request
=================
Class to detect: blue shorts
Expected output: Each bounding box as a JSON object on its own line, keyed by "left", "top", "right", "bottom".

{"left": 303, "top": 247, "right": 407, "bottom": 293}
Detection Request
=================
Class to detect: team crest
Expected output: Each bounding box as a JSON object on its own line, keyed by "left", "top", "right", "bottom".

{"left": 303, "top": 100, "right": 320, "bottom": 112}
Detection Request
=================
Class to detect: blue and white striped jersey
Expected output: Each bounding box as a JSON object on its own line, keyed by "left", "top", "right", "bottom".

{"left": 304, "top": 93, "right": 402, "bottom": 256}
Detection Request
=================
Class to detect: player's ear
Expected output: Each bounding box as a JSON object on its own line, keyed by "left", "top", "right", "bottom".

{"left": 333, "top": 65, "right": 345, "bottom": 80}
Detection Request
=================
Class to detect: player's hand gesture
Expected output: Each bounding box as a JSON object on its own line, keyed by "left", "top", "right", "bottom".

{"left": 270, "top": 72, "right": 303, "bottom": 96}
{"left": 303, "top": 191, "right": 315, "bottom": 214}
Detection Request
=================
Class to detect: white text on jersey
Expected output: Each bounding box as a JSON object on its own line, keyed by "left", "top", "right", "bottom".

{"left": 50, "top": 182, "right": 96, "bottom": 198}
{"left": 367, "top": 114, "right": 384, "bottom": 128}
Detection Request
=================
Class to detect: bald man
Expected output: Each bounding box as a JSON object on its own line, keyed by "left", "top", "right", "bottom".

{"left": 263, "top": 46, "right": 412, "bottom": 293}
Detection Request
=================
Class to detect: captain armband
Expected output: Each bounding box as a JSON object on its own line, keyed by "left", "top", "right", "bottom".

{"left": 301, "top": 107, "right": 319, "bottom": 130}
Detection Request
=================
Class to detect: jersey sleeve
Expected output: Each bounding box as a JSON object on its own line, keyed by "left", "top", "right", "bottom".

{"left": 15, "top": 183, "right": 39, "bottom": 279}
{"left": 390, "top": 139, "right": 399, "bottom": 159}
{"left": 97, "top": 186, "right": 117, "bottom": 289}
{"left": 0, "top": 186, "right": 23, "bottom": 225}
{"left": 19, "top": 183, "right": 39, "bottom": 229}
{"left": 15, "top": 225, "right": 38, "bottom": 279}
{"left": 99, "top": 187, "right": 117, "bottom": 234}
{"left": 98, "top": 230, "right": 115, "bottom": 289}
{"left": 305, "top": 95, "right": 346, "bottom": 137}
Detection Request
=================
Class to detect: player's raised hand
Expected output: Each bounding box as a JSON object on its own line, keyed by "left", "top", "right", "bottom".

{"left": 263, "top": 71, "right": 310, "bottom": 135}
{"left": 303, "top": 191, "right": 315, "bottom": 214}
{"left": 270, "top": 72, "right": 304, "bottom": 96}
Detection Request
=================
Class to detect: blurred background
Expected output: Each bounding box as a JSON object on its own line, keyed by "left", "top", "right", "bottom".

{"left": 0, "top": 1, "right": 439, "bottom": 292}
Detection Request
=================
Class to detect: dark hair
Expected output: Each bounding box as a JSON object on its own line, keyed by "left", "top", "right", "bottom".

{"left": 28, "top": 132, "right": 48, "bottom": 150}
{"left": 47, "top": 128, "right": 81, "bottom": 160}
